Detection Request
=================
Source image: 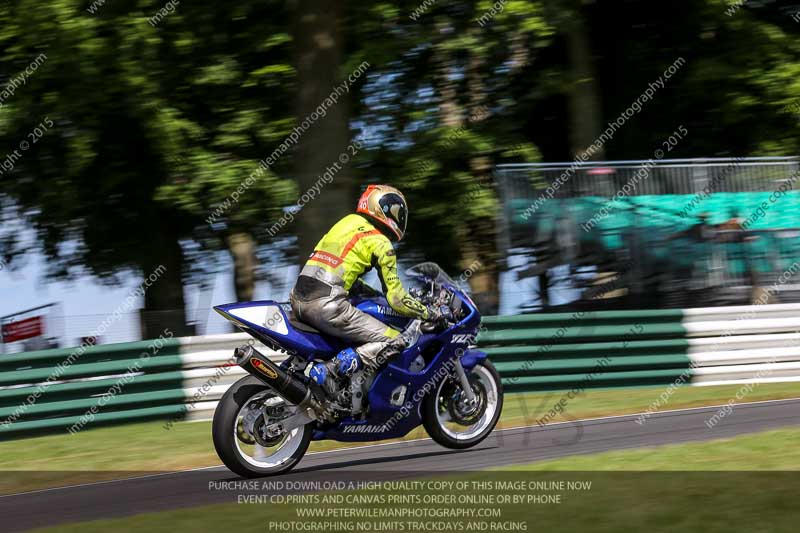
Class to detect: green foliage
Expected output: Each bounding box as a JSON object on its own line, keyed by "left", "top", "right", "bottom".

{"left": 0, "top": 0, "right": 296, "bottom": 284}
{"left": 345, "top": 0, "right": 553, "bottom": 269}
{"left": 3, "top": 0, "right": 800, "bottom": 293}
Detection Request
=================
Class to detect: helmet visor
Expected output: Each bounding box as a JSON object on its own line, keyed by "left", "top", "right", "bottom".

{"left": 379, "top": 193, "right": 407, "bottom": 239}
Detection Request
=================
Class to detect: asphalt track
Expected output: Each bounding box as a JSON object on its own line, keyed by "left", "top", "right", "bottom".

{"left": 3, "top": 397, "right": 800, "bottom": 531}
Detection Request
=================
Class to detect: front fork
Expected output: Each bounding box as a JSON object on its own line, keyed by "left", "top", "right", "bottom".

{"left": 453, "top": 358, "right": 477, "bottom": 404}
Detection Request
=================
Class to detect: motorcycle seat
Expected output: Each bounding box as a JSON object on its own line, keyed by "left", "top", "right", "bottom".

{"left": 287, "top": 310, "right": 324, "bottom": 335}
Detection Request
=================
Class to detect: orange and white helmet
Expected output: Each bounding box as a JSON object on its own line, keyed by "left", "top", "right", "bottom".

{"left": 356, "top": 184, "right": 408, "bottom": 241}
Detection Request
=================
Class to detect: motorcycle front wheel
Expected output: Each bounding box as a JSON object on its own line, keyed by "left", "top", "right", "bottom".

{"left": 422, "top": 360, "right": 504, "bottom": 450}
{"left": 212, "top": 375, "right": 312, "bottom": 478}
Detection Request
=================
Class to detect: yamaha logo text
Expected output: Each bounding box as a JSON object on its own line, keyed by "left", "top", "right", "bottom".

{"left": 342, "top": 424, "right": 388, "bottom": 433}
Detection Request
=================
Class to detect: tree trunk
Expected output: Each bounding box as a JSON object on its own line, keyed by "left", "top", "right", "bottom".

{"left": 227, "top": 231, "right": 257, "bottom": 302}
{"left": 140, "top": 232, "right": 191, "bottom": 339}
{"left": 463, "top": 41, "right": 500, "bottom": 315}
{"left": 434, "top": 24, "right": 463, "bottom": 129}
{"left": 566, "top": 12, "right": 603, "bottom": 159}
{"left": 538, "top": 271, "right": 550, "bottom": 308}
{"left": 565, "top": 7, "right": 607, "bottom": 307}
{"left": 458, "top": 218, "right": 501, "bottom": 315}
{"left": 291, "top": 0, "right": 353, "bottom": 264}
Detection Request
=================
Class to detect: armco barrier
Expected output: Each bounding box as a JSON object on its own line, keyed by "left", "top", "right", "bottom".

{"left": 482, "top": 308, "right": 689, "bottom": 393}
{"left": 483, "top": 303, "right": 800, "bottom": 392}
{"left": 2, "top": 304, "right": 800, "bottom": 440}
{"left": 0, "top": 334, "right": 277, "bottom": 439}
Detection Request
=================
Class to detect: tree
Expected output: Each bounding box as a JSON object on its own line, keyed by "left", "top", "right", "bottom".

{"left": 290, "top": 0, "right": 358, "bottom": 264}
{"left": 0, "top": 0, "right": 297, "bottom": 333}
{"left": 346, "top": 0, "right": 550, "bottom": 313}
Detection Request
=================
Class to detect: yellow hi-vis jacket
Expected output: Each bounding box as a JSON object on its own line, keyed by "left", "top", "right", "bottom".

{"left": 303, "top": 214, "right": 430, "bottom": 319}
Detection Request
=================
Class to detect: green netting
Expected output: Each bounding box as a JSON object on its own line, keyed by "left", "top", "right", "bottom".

{"left": 510, "top": 191, "right": 800, "bottom": 276}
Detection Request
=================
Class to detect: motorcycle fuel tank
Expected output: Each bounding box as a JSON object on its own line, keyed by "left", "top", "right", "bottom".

{"left": 353, "top": 297, "right": 413, "bottom": 330}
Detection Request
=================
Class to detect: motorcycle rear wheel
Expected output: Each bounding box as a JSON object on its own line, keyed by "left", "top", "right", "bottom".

{"left": 212, "top": 376, "right": 312, "bottom": 478}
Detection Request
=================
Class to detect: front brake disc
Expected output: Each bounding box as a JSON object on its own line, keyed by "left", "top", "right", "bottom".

{"left": 448, "top": 380, "right": 487, "bottom": 426}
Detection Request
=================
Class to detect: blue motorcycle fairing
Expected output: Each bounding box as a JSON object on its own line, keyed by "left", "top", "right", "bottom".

{"left": 214, "top": 295, "right": 416, "bottom": 360}
{"left": 314, "top": 295, "right": 484, "bottom": 442}
{"left": 213, "top": 301, "right": 345, "bottom": 358}
{"left": 312, "top": 333, "right": 468, "bottom": 442}
{"left": 460, "top": 349, "right": 489, "bottom": 370}
{"left": 216, "top": 275, "right": 487, "bottom": 444}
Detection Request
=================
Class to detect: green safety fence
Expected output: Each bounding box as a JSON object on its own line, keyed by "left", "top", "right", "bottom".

{"left": 0, "top": 310, "right": 702, "bottom": 441}
{"left": 0, "top": 336, "right": 210, "bottom": 440}
{"left": 480, "top": 311, "right": 692, "bottom": 393}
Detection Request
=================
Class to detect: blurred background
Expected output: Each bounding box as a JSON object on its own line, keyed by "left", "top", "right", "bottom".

{"left": 2, "top": 0, "right": 800, "bottom": 352}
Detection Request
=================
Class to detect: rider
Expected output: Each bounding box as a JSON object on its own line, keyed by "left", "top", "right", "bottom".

{"left": 290, "top": 184, "right": 436, "bottom": 394}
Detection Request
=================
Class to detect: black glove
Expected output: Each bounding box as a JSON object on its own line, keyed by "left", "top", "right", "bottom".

{"left": 422, "top": 305, "right": 452, "bottom": 333}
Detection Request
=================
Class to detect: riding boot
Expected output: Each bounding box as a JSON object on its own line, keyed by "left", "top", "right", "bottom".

{"left": 308, "top": 348, "right": 363, "bottom": 397}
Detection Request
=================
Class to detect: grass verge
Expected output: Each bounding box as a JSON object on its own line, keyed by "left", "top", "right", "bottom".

{"left": 29, "top": 427, "right": 800, "bottom": 533}
{"left": 2, "top": 381, "right": 799, "bottom": 494}
{"left": 504, "top": 426, "right": 800, "bottom": 470}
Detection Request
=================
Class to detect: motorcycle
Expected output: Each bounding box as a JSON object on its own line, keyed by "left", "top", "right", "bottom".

{"left": 211, "top": 262, "right": 503, "bottom": 478}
